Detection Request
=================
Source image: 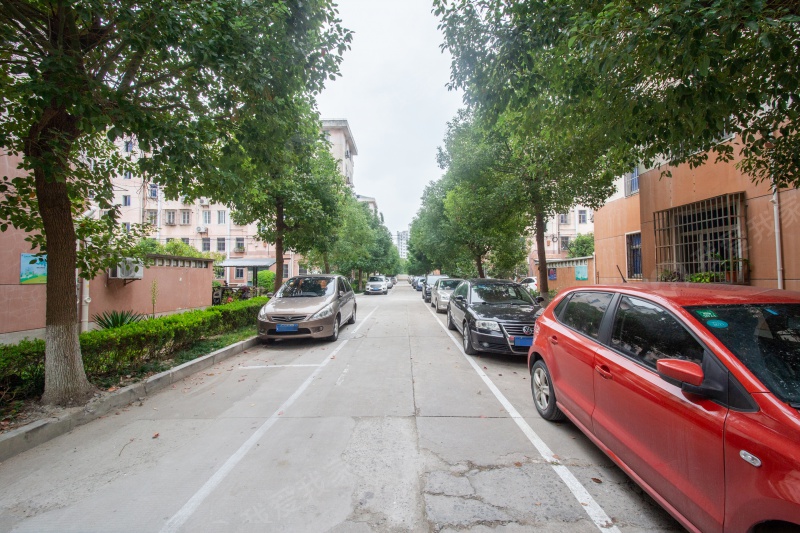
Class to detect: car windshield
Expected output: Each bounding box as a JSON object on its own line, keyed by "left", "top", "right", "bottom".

{"left": 368, "top": 276, "right": 384, "bottom": 282}
{"left": 438, "top": 279, "right": 461, "bottom": 290}
{"left": 470, "top": 283, "right": 535, "bottom": 305}
{"left": 687, "top": 304, "right": 800, "bottom": 406}
{"left": 277, "top": 277, "right": 335, "bottom": 298}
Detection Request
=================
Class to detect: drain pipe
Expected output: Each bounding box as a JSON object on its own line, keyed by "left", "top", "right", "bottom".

{"left": 771, "top": 182, "right": 785, "bottom": 289}
{"left": 79, "top": 208, "right": 97, "bottom": 333}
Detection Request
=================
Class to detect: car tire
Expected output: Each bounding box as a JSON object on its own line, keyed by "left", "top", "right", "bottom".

{"left": 531, "top": 359, "right": 566, "bottom": 421}
{"left": 462, "top": 322, "right": 478, "bottom": 355}
{"left": 328, "top": 317, "right": 340, "bottom": 342}
{"left": 447, "top": 309, "right": 456, "bottom": 330}
{"left": 264, "top": 338, "right": 275, "bottom": 345}
{"left": 348, "top": 306, "right": 356, "bottom": 325}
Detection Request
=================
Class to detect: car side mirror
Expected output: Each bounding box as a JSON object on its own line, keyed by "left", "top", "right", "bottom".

{"left": 535, "top": 296, "right": 545, "bottom": 304}
{"left": 339, "top": 290, "right": 345, "bottom": 298}
{"left": 455, "top": 295, "right": 464, "bottom": 302}
{"left": 656, "top": 359, "right": 704, "bottom": 387}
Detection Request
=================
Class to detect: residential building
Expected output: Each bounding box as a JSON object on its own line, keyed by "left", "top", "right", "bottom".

{"left": 356, "top": 194, "right": 379, "bottom": 216}
{"left": 395, "top": 230, "right": 409, "bottom": 259}
{"left": 527, "top": 204, "right": 596, "bottom": 275}
{"left": 322, "top": 119, "right": 358, "bottom": 188}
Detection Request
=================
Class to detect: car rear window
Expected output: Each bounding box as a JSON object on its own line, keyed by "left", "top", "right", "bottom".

{"left": 439, "top": 279, "right": 461, "bottom": 290}
{"left": 559, "top": 292, "right": 614, "bottom": 339}
{"left": 687, "top": 304, "right": 800, "bottom": 405}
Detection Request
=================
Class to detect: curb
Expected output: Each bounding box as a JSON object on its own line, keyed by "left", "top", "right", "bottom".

{"left": 0, "top": 336, "right": 261, "bottom": 463}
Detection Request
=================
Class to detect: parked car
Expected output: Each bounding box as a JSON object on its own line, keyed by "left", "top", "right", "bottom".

{"left": 528, "top": 283, "right": 800, "bottom": 533}
{"left": 257, "top": 275, "right": 356, "bottom": 343}
{"left": 520, "top": 276, "right": 538, "bottom": 293}
{"left": 423, "top": 274, "right": 448, "bottom": 302}
{"left": 431, "top": 278, "right": 463, "bottom": 313}
{"left": 386, "top": 277, "right": 394, "bottom": 289}
{"left": 415, "top": 277, "right": 424, "bottom": 291}
{"left": 447, "top": 278, "right": 542, "bottom": 355}
{"left": 365, "top": 275, "right": 388, "bottom": 295}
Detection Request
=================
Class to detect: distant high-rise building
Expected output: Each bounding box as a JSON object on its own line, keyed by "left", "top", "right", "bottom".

{"left": 395, "top": 230, "right": 409, "bottom": 259}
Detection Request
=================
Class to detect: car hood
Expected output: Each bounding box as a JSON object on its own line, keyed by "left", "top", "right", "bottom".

{"left": 470, "top": 303, "right": 540, "bottom": 322}
{"left": 265, "top": 295, "right": 333, "bottom": 315}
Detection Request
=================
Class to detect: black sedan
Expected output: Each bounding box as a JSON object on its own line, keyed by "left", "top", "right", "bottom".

{"left": 447, "top": 279, "right": 542, "bottom": 355}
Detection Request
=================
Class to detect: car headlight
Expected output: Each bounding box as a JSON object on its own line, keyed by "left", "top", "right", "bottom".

{"left": 439, "top": 292, "right": 450, "bottom": 300}
{"left": 475, "top": 320, "right": 500, "bottom": 331}
{"left": 258, "top": 305, "right": 269, "bottom": 320}
{"left": 310, "top": 304, "right": 334, "bottom": 320}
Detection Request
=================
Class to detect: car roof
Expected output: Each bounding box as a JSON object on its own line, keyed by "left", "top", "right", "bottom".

{"left": 465, "top": 278, "right": 520, "bottom": 285}
{"left": 562, "top": 283, "right": 800, "bottom": 307}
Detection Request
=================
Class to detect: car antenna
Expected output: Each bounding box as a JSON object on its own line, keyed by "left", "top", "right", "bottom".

{"left": 616, "top": 265, "right": 628, "bottom": 283}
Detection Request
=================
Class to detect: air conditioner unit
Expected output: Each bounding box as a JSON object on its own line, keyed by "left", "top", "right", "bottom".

{"left": 165, "top": 221, "right": 176, "bottom": 226}
{"left": 199, "top": 197, "right": 209, "bottom": 206}
{"left": 108, "top": 258, "right": 144, "bottom": 280}
{"left": 196, "top": 226, "right": 208, "bottom": 233}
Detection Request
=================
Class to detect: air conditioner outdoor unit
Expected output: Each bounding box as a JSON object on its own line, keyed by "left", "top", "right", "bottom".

{"left": 196, "top": 226, "right": 208, "bottom": 233}
{"left": 199, "top": 197, "right": 209, "bottom": 206}
{"left": 108, "top": 258, "right": 144, "bottom": 280}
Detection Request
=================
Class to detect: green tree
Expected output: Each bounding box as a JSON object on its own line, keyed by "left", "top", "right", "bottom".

{"left": 0, "top": 0, "right": 350, "bottom": 405}
{"left": 567, "top": 233, "right": 594, "bottom": 258}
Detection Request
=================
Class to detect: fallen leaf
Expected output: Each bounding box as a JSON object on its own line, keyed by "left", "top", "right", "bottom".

{"left": 152, "top": 433, "right": 160, "bottom": 439}
{"left": 514, "top": 462, "right": 523, "bottom": 467}
{"left": 108, "top": 386, "right": 118, "bottom": 392}
{"left": 498, "top": 373, "right": 503, "bottom": 376}
{"left": 483, "top": 366, "right": 487, "bottom": 369}
{"left": 591, "top": 478, "right": 603, "bottom": 484}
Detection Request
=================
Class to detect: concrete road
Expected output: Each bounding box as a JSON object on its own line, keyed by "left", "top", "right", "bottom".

{"left": 0, "top": 283, "right": 683, "bottom": 532}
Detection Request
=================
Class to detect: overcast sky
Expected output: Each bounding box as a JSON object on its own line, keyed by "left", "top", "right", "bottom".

{"left": 316, "top": 0, "right": 464, "bottom": 237}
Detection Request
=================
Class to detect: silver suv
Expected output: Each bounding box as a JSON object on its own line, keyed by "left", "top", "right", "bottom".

{"left": 365, "top": 275, "right": 388, "bottom": 295}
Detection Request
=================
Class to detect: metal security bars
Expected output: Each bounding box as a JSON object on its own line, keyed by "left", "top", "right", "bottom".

{"left": 626, "top": 233, "right": 643, "bottom": 280}
{"left": 654, "top": 193, "right": 749, "bottom": 284}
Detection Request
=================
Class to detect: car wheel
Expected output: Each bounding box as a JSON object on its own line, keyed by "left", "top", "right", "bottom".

{"left": 531, "top": 359, "right": 566, "bottom": 421}
{"left": 348, "top": 306, "right": 356, "bottom": 325}
{"left": 462, "top": 322, "right": 478, "bottom": 355}
{"left": 264, "top": 338, "right": 275, "bottom": 345}
{"left": 447, "top": 309, "right": 456, "bottom": 330}
{"left": 430, "top": 299, "right": 435, "bottom": 308}
{"left": 328, "top": 317, "right": 340, "bottom": 342}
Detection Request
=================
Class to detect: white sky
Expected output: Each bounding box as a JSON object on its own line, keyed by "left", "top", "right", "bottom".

{"left": 316, "top": 0, "right": 464, "bottom": 237}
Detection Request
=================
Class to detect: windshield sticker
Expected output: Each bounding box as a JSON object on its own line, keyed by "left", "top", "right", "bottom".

{"left": 706, "top": 319, "right": 728, "bottom": 329}
{"left": 765, "top": 308, "right": 779, "bottom": 316}
{"left": 695, "top": 309, "right": 718, "bottom": 319}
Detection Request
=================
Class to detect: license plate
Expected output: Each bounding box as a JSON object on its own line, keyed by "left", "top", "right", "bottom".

{"left": 514, "top": 336, "right": 533, "bottom": 347}
{"left": 276, "top": 323, "right": 299, "bottom": 332}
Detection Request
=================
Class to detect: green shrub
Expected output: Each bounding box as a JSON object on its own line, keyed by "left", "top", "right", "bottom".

{"left": 0, "top": 297, "right": 268, "bottom": 409}
{"left": 93, "top": 310, "right": 146, "bottom": 329}
{"left": 257, "top": 270, "right": 276, "bottom": 293}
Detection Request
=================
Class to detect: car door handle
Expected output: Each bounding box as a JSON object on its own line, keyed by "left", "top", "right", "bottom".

{"left": 595, "top": 365, "right": 613, "bottom": 380}
{"left": 549, "top": 335, "right": 558, "bottom": 345}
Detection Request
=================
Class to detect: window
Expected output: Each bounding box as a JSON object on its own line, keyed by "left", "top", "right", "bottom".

{"left": 578, "top": 210, "right": 588, "bottom": 224}
{"left": 148, "top": 183, "right": 158, "bottom": 198}
{"left": 123, "top": 140, "right": 133, "bottom": 153}
{"left": 235, "top": 237, "right": 244, "bottom": 251}
{"left": 559, "top": 213, "right": 569, "bottom": 224}
{"left": 122, "top": 195, "right": 131, "bottom": 207}
{"left": 217, "top": 238, "right": 225, "bottom": 252}
{"left": 235, "top": 268, "right": 244, "bottom": 279}
{"left": 165, "top": 238, "right": 174, "bottom": 243}
{"left": 612, "top": 296, "right": 704, "bottom": 369}
{"left": 165, "top": 210, "right": 176, "bottom": 225}
{"left": 146, "top": 210, "right": 157, "bottom": 225}
{"left": 654, "top": 193, "right": 747, "bottom": 283}
{"left": 626, "top": 233, "right": 643, "bottom": 280}
{"left": 122, "top": 222, "right": 131, "bottom": 232}
{"left": 181, "top": 210, "right": 190, "bottom": 225}
{"left": 217, "top": 210, "right": 226, "bottom": 224}
{"left": 283, "top": 263, "right": 289, "bottom": 278}
{"left": 181, "top": 238, "right": 189, "bottom": 245}
{"left": 299, "top": 266, "right": 308, "bottom": 275}
{"left": 560, "top": 236, "right": 571, "bottom": 250}
{"left": 453, "top": 282, "right": 468, "bottom": 300}
{"left": 625, "top": 167, "right": 639, "bottom": 196}
{"left": 560, "top": 292, "right": 614, "bottom": 339}
{"left": 202, "top": 238, "right": 210, "bottom": 252}
{"left": 202, "top": 210, "right": 211, "bottom": 225}
{"left": 123, "top": 170, "right": 132, "bottom": 180}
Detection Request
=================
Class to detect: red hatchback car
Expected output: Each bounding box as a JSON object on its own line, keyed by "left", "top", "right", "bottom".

{"left": 528, "top": 284, "right": 800, "bottom": 533}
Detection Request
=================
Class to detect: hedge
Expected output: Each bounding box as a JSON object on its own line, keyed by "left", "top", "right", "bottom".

{"left": 0, "top": 297, "right": 267, "bottom": 409}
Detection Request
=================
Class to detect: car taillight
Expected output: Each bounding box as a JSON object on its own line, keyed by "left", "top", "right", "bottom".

{"left": 533, "top": 322, "right": 540, "bottom": 337}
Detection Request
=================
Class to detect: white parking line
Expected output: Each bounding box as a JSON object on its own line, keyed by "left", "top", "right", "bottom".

{"left": 239, "top": 364, "right": 321, "bottom": 369}
{"left": 425, "top": 304, "right": 620, "bottom": 532}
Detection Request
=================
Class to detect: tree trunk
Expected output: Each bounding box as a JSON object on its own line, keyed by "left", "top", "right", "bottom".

{"left": 357, "top": 268, "right": 363, "bottom": 291}
{"left": 26, "top": 110, "right": 94, "bottom": 406}
{"left": 274, "top": 202, "right": 286, "bottom": 289}
{"left": 535, "top": 209, "right": 550, "bottom": 301}
{"left": 475, "top": 256, "right": 485, "bottom": 278}
{"left": 323, "top": 253, "right": 331, "bottom": 274}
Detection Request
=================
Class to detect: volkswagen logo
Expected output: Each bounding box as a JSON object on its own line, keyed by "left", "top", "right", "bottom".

{"left": 522, "top": 325, "right": 534, "bottom": 335}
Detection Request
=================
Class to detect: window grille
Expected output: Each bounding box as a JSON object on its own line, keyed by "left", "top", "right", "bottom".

{"left": 626, "top": 233, "right": 642, "bottom": 280}
{"left": 560, "top": 236, "right": 571, "bottom": 250}
{"left": 625, "top": 167, "right": 639, "bottom": 196}
{"left": 654, "top": 193, "right": 748, "bottom": 284}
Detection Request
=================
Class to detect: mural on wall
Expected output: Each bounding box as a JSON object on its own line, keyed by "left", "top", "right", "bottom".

{"left": 20, "top": 254, "right": 47, "bottom": 284}
{"left": 575, "top": 265, "right": 588, "bottom": 281}
{"left": 548, "top": 268, "right": 557, "bottom": 281}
